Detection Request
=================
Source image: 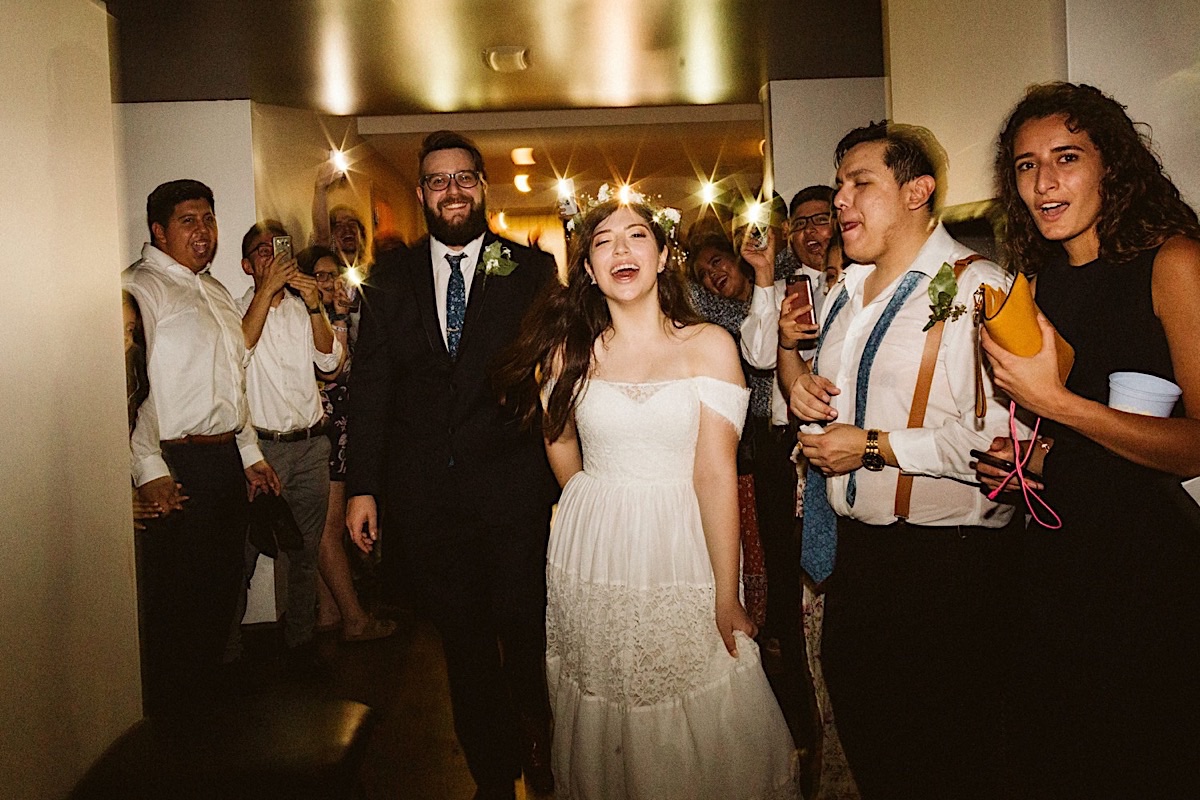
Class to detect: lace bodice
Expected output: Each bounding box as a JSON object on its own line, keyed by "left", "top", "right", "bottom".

{"left": 574, "top": 377, "right": 748, "bottom": 484}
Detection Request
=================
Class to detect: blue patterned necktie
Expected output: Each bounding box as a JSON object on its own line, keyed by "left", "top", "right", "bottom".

{"left": 801, "top": 286, "right": 848, "bottom": 583}
{"left": 445, "top": 252, "right": 467, "bottom": 358}
{"left": 800, "top": 271, "right": 926, "bottom": 583}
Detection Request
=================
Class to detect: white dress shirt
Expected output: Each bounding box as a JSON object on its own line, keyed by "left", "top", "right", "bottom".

{"left": 740, "top": 280, "right": 790, "bottom": 426}
{"left": 430, "top": 235, "right": 486, "bottom": 345}
{"left": 237, "top": 288, "right": 344, "bottom": 433}
{"left": 740, "top": 269, "right": 828, "bottom": 425}
{"left": 812, "top": 223, "right": 1026, "bottom": 526}
{"left": 123, "top": 244, "right": 263, "bottom": 486}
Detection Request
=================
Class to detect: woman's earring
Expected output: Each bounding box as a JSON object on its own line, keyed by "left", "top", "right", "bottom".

{"left": 589, "top": 273, "right": 597, "bottom": 285}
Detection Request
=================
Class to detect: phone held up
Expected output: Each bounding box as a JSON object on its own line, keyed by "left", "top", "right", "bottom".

{"left": 745, "top": 221, "right": 769, "bottom": 252}
{"left": 272, "top": 235, "right": 293, "bottom": 262}
{"left": 785, "top": 272, "right": 816, "bottom": 326}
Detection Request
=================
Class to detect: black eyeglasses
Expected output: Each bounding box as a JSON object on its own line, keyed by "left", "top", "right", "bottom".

{"left": 420, "top": 170, "right": 482, "bottom": 191}
{"left": 789, "top": 212, "right": 833, "bottom": 230}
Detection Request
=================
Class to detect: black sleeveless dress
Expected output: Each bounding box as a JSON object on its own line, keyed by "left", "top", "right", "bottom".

{"left": 1020, "top": 246, "right": 1200, "bottom": 797}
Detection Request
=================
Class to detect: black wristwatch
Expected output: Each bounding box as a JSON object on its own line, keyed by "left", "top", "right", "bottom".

{"left": 862, "top": 429, "right": 886, "bottom": 471}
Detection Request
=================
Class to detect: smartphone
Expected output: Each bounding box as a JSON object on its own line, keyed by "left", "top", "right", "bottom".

{"left": 970, "top": 449, "right": 1016, "bottom": 473}
{"left": 785, "top": 273, "right": 816, "bottom": 326}
{"left": 272, "top": 235, "right": 293, "bottom": 261}
{"left": 745, "top": 221, "right": 769, "bottom": 251}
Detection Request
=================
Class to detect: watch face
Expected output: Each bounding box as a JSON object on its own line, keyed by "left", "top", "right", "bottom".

{"left": 862, "top": 452, "right": 886, "bottom": 471}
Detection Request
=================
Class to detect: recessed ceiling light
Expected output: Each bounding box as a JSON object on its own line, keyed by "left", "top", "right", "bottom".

{"left": 483, "top": 46, "right": 530, "bottom": 73}
{"left": 511, "top": 147, "right": 536, "bottom": 165}
{"left": 514, "top": 174, "right": 532, "bottom": 193}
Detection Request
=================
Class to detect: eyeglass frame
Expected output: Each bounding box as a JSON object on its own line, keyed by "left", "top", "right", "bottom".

{"left": 419, "top": 170, "right": 483, "bottom": 191}
{"left": 787, "top": 211, "right": 834, "bottom": 231}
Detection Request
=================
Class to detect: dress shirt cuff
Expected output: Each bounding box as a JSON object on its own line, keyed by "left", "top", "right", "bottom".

{"left": 313, "top": 337, "right": 343, "bottom": 373}
{"left": 133, "top": 455, "right": 171, "bottom": 488}
{"left": 238, "top": 434, "right": 265, "bottom": 470}
{"left": 748, "top": 283, "right": 779, "bottom": 314}
{"left": 886, "top": 427, "right": 943, "bottom": 477}
{"left": 739, "top": 284, "right": 782, "bottom": 369}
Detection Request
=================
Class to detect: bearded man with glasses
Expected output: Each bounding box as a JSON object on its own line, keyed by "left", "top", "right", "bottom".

{"left": 345, "top": 130, "right": 559, "bottom": 800}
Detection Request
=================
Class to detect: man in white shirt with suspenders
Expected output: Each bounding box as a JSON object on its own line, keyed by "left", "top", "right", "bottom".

{"left": 785, "top": 122, "right": 1024, "bottom": 799}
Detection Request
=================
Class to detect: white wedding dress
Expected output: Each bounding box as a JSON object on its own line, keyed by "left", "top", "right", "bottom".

{"left": 546, "top": 376, "right": 798, "bottom": 800}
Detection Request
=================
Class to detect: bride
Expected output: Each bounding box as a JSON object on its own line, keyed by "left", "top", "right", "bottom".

{"left": 500, "top": 199, "right": 797, "bottom": 799}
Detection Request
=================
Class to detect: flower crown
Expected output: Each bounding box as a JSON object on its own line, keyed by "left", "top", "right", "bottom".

{"left": 566, "top": 183, "right": 682, "bottom": 241}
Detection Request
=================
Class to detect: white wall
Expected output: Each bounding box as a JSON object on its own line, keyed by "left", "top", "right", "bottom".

{"left": 1067, "top": 0, "right": 1200, "bottom": 207}
{"left": 116, "top": 100, "right": 258, "bottom": 295}
{"left": 0, "top": 1, "right": 143, "bottom": 796}
{"left": 251, "top": 103, "right": 416, "bottom": 250}
{"left": 767, "top": 78, "right": 889, "bottom": 203}
{"left": 885, "top": 0, "right": 1068, "bottom": 206}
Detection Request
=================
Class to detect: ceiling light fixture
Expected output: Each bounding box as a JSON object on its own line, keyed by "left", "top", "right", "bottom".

{"left": 511, "top": 147, "right": 536, "bottom": 165}
{"left": 514, "top": 174, "right": 532, "bottom": 193}
{"left": 483, "top": 46, "right": 530, "bottom": 73}
{"left": 617, "top": 184, "right": 633, "bottom": 204}
{"left": 700, "top": 181, "right": 717, "bottom": 205}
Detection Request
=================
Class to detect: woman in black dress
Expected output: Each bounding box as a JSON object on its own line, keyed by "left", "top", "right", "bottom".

{"left": 979, "top": 82, "right": 1200, "bottom": 798}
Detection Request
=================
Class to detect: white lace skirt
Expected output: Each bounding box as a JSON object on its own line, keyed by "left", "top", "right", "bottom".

{"left": 546, "top": 473, "right": 798, "bottom": 800}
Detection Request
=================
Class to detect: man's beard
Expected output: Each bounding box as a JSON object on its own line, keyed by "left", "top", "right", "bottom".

{"left": 425, "top": 197, "right": 489, "bottom": 247}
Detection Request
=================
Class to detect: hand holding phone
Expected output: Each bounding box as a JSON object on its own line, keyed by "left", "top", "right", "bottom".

{"left": 785, "top": 274, "right": 815, "bottom": 326}
{"left": 272, "top": 235, "right": 293, "bottom": 262}
{"left": 970, "top": 447, "right": 1042, "bottom": 484}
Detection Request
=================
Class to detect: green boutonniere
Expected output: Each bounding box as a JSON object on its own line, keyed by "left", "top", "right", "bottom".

{"left": 480, "top": 241, "right": 518, "bottom": 277}
{"left": 923, "top": 262, "right": 967, "bottom": 331}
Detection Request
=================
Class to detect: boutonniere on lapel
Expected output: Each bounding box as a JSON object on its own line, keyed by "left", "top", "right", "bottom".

{"left": 479, "top": 241, "right": 518, "bottom": 277}
{"left": 923, "top": 262, "right": 967, "bottom": 331}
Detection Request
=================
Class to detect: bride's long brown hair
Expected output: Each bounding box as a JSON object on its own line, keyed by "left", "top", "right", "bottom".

{"left": 495, "top": 199, "right": 700, "bottom": 441}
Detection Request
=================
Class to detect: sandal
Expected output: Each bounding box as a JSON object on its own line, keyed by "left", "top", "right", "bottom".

{"left": 341, "top": 616, "right": 397, "bottom": 643}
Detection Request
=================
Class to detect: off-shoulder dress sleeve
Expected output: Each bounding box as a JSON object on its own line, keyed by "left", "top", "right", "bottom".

{"left": 694, "top": 376, "right": 750, "bottom": 437}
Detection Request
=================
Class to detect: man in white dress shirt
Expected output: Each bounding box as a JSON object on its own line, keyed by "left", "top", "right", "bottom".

{"left": 230, "top": 221, "right": 343, "bottom": 665}
{"left": 787, "top": 123, "right": 1022, "bottom": 799}
{"left": 785, "top": 185, "right": 836, "bottom": 310}
{"left": 123, "top": 180, "right": 280, "bottom": 716}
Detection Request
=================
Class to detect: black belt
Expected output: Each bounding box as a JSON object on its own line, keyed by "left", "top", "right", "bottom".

{"left": 255, "top": 420, "right": 327, "bottom": 443}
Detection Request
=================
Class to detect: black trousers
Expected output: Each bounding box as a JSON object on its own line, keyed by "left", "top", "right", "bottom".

{"left": 747, "top": 417, "right": 815, "bottom": 741}
{"left": 822, "top": 516, "right": 1018, "bottom": 800}
{"left": 395, "top": 500, "right": 552, "bottom": 792}
{"left": 135, "top": 440, "right": 249, "bottom": 717}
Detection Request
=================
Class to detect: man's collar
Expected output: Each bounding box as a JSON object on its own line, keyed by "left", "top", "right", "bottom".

{"left": 141, "top": 242, "right": 211, "bottom": 276}
{"left": 905, "top": 222, "right": 955, "bottom": 278}
{"left": 430, "top": 233, "right": 488, "bottom": 269}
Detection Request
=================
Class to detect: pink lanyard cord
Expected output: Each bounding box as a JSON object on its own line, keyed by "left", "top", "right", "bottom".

{"left": 985, "top": 401, "right": 1063, "bottom": 529}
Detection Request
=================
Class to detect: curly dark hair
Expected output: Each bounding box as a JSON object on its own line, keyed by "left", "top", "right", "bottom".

{"left": 996, "top": 82, "right": 1200, "bottom": 274}
{"left": 495, "top": 199, "right": 701, "bottom": 441}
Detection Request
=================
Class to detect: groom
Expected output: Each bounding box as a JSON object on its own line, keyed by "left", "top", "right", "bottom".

{"left": 346, "top": 131, "right": 560, "bottom": 800}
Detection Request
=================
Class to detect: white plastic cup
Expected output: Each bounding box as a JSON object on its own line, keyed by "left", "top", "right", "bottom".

{"left": 1108, "top": 372, "right": 1182, "bottom": 418}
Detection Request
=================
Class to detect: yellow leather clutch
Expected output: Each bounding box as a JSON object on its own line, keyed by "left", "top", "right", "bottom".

{"left": 980, "top": 272, "right": 1074, "bottom": 383}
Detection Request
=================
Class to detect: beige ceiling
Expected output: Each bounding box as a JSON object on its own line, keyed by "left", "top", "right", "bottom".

{"left": 107, "top": 0, "right": 882, "bottom": 216}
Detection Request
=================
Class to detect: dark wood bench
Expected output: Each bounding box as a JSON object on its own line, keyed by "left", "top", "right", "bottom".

{"left": 70, "top": 695, "right": 374, "bottom": 799}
